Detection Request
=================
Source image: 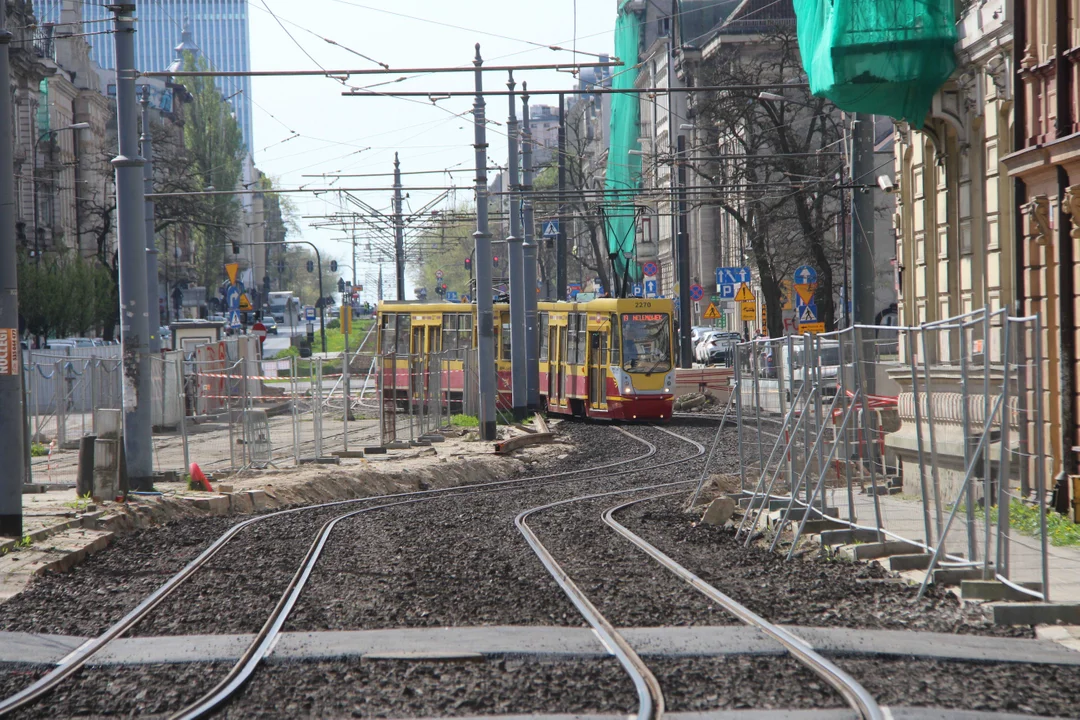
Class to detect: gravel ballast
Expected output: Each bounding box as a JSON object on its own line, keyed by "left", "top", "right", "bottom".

{"left": 221, "top": 657, "right": 637, "bottom": 718}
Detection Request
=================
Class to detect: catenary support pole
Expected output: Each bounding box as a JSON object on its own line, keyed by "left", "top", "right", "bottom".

{"left": 0, "top": 11, "right": 26, "bottom": 535}
{"left": 112, "top": 4, "right": 154, "bottom": 486}
{"left": 521, "top": 84, "right": 540, "bottom": 410}
{"left": 140, "top": 86, "right": 160, "bottom": 353}
{"left": 852, "top": 113, "right": 876, "bottom": 392}
{"left": 473, "top": 45, "right": 497, "bottom": 441}
{"left": 676, "top": 135, "right": 693, "bottom": 368}
{"left": 507, "top": 73, "right": 527, "bottom": 421}
{"left": 393, "top": 153, "right": 406, "bottom": 301}
{"left": 556, "top": 93, "right": 567, "bottom": 302}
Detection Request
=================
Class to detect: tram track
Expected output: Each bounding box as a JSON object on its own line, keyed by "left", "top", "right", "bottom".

{"left": 0, "top": 421, "right": 713, "bottom": 718}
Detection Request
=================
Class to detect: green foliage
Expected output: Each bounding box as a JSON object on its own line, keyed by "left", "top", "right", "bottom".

{"left": 30, "top": 442, "right": 49, "bottom": 457}
{"left": 64, "top": 493, "right": 93, "bottom": 513}
{"left": 18, "top": 251, "right": 116, "bottom": 338}
{"left": 182, "top": 52, "right": 245, "bottom": 291}
{"left": 326, "top": 319, "right": 340, "bottom": 330}
{"left": 450, "top": 414, "right": 479, "bottom": 427}
{"left": 977, "top": 500, "right": 1080, "bottom": 547}
{"left": 412, "top": 208, "right": 474, "bottom": 302}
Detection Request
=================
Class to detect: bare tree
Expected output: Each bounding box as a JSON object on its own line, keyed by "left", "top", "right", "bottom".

{"left": 691, "top": 27, "right": 845, "bottom": 335}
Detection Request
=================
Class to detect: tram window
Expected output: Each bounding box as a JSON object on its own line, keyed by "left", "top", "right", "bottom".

{"left": 499, "top": 321, "right": 511, "bottom": 360}
{"left": 394, "top": 314, "right": 411, "bottom": 356}
{"left": 380, "top": 313, "right": 396, "bottom": 353}
{"left": 574, "top": 313, "right": 588, "bottom": 365}
{"left": 441, "top": 313, "right": 472, "bottom": 352}
{"left": 539, "top": 313, "right": 549, "bottom": 361}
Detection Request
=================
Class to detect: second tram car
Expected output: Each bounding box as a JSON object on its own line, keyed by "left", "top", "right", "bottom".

{"left": 377, "top": 297, "right": 676, "bottom": 421}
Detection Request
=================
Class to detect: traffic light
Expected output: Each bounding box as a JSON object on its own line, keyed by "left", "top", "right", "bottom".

{"left": 277, "top": 259, "right": 285, "bottom": 274}
{"left": 263, "top": 275, "right": 271, "bottom": 295}
{"left": 330, "top": 260, "right": 338, "bottom": 272}
{"left": 306, "top": 260, "right": 314, "bottom": 273}
{"left": 435, "top": 285, "right": 444, "bottom": 296}
{"left": 493, "top": 255, "right": 499, "bottom": 268}
{"left": 464, "top": 257, "right": 472, "bottom": 272}
{"left": 338, "top": 278, "right": 346, "bottom": 294}
{"left": 232, "top": 241, "right": 240, "bottom": 254}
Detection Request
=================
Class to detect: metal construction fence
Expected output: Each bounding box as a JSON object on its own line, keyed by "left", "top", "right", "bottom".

{"left": 701, "top": 306, "right": 1076, "bottom": 601}
{"left": 22, "top": 338, "right": 481, "bottom": 486}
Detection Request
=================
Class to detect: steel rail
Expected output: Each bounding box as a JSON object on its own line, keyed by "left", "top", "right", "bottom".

{"left": 514, "top": 426, "right": 710, "bottom": 720}
{"left": 5, "top": 420, "right": 731, "bottom": 716}
{"left": 602, "top": 494, "right": 885, "bottom": 720}
{"left": 0, "top": 423, "right": 664, "bottom": 716}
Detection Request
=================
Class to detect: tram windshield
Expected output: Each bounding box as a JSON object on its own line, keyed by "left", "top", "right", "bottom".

{"left": 620, "top": 313, "right": 672, "bottom": 373}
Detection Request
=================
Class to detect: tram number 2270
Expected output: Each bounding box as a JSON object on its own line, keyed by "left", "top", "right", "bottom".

{"left": 633, "top": 302, "right": 653, "bottom": 309}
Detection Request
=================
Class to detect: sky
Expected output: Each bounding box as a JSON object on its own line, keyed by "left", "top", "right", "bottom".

{"left": 246, "top": 0, "right": 617, "bottom": 302}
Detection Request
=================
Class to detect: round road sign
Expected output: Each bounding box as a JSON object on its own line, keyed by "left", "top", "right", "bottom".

{"left": 252, "top": 322, "right": 267, "bottom": 344}
{"left": 642, "top": 261, "right": 658, "bottom": 277}
{"left": 435, "top": 269, "right": 444, "bottom": 279}
{"left": 690, "top": 284, "right": 705, "bottom": 301}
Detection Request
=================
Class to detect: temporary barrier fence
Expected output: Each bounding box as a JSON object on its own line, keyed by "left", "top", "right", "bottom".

{"left": 718, "top": 307, "right": 1070, "bottom": 600}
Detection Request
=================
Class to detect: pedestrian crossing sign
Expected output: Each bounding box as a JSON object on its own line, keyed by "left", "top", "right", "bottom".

{"left": 703, "top": 302, "right": 722, "bottom": 320}
{"left": 542, "top": 219, "right": 560, "bottom": 238}
{"left": 799, "top": 305, "right": 817, "bottom": 323}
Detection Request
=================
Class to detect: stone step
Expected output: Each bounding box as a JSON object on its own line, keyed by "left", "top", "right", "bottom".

{"left": 961, "top": 579, "right": 1043, "bottom": 602}
{"left": 767, "top": 506, "right": 840, "bottom": 524}
{"left": 801, "top": 518, "right": 849, "bottom": 534}
{"left": 994, "top": 603, "right": 1080, "bottom": 626}
{"left": 889, "top": 553, "right": 933, "bottom": 572}
{"left": 839, "top": 539, "right": 924, "bottom": 561}
{"left": 819, "top": 528, "right": 880, "bottom": 546}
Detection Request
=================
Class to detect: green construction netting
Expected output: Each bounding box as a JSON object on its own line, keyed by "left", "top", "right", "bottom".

{"left": 793, "top": 0, "right": 957, "bottom": 127}
{"left": 605, "top": 1, "right": 642, "bottom": 286}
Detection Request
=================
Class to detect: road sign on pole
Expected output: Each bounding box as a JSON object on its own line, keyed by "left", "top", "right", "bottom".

{"left": 794, "top": 265, "right": 817, "bottom": 285}
{"left": 734, "top": 284, "right": 755, "bottom": 302}
{"left": 252, "top": 321, "right": 267, "bottom": 344}
{"left": 642, "top": 261, "right": 658, "bottom": 277}
{"left": 644, "top": 279, "right": 658, "bottom": 298}
{"left": 703, "top": 302, "right": 721, "bottom": 320}
{"left": 741, "top": 302, "right": 756, "bottom": 321}
{"left": 690, "top": 284, "right": 704, "bottom": 301}
{"left": 435, "top": 269, "right": 444, "bottom": 280}
{"left": 716, "top": 266, "right": 752, "bottom": 286}
{"left": 542, "top": 219, "right": 559, "bottom": 238}
{"left": 446, "top": 290, "right": 458, "bottom": 302}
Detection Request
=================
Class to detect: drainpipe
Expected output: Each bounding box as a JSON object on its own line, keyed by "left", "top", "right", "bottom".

{"left": 1012, "top": 0, "right": 1029, "bottom": 499}
{"left": 1055, "top": 0, "right": 1078, "bottom": 508}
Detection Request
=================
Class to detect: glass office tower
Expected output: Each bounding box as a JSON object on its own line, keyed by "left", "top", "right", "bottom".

{"left": 36, "top": 1, "right": 254, "bottom": 153}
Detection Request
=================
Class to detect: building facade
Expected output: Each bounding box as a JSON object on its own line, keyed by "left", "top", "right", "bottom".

{"left": 35, "top": 0, "right": 254, "bottom": 153}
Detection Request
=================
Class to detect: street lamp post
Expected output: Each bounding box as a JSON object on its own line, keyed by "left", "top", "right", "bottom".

{"left": 31, "top": 123, "right": 89, "bottom": 263}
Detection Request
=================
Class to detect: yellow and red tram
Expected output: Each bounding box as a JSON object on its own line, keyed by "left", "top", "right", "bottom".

{"left": 377, "top": 297, "right": 675, "bottom": 420}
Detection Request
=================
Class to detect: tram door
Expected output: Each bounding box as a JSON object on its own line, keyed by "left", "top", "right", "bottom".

{"left": 588, "top": 330, "right": 608, "bottom": 411}
{"left": 555, "top": 325, "right": 568, "bottom": 408}
{"left": 410, "top": 325, "right": 426, "bottom": 401}
{"left": 547, "top": 323, "right": 559, "bottom": 402}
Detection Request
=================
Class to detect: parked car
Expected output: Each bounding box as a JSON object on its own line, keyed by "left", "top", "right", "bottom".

{"left": 262, "top": 316, "right": 279, "bottom": 334}
{"left": 695, "top": 330, "right": 740, "bottom": 365}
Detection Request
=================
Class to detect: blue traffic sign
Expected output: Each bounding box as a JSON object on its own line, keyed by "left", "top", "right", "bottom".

{"left": 642, "top": 261, "right": 658, "bottom": 277}
{"left": 718, "top": 284, "right": 736, "bottom": 300}
{"left": 227, "top": 310, "right": 242, "bottom": 329}
{"left": 798, "top": 304, "right": 818, "bottom": 323}
{"left": 794, "top": 265, "right": 817, "bottom": 284}
{"left": 632, "top": 283, "right": 643, "bottom": 297}
{"left": 446, "top": 290, "right": 458, "bottom": 302}
{"left": 689, "top": 284, "right": 704, "bottom": 301}
{"left": 226, "top": 285, "right": 240, "bottom": 311}
{"left": 644, "top": 279, "right": 658, "bottom": 298}
{"left": 716, "top": 266, "right": 751, "bottom": 286}
{"left": 542, "top": 219, "right": 560, "bottom": 238}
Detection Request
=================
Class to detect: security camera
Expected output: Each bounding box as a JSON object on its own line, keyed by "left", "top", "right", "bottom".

{"left": 877, "top": 175, "right": 897, "bottom": 193}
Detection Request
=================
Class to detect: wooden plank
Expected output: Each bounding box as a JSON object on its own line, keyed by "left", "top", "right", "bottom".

{"left": 533, "top": 413, "right": 550, "bottom": 434}
{"left": 494, "top": 432, "right": 554, "bottom": 454}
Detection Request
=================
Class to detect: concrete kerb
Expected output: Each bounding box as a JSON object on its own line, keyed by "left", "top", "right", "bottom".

{"left": 1, "top": 433, "right": 543, "bottom": 605}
